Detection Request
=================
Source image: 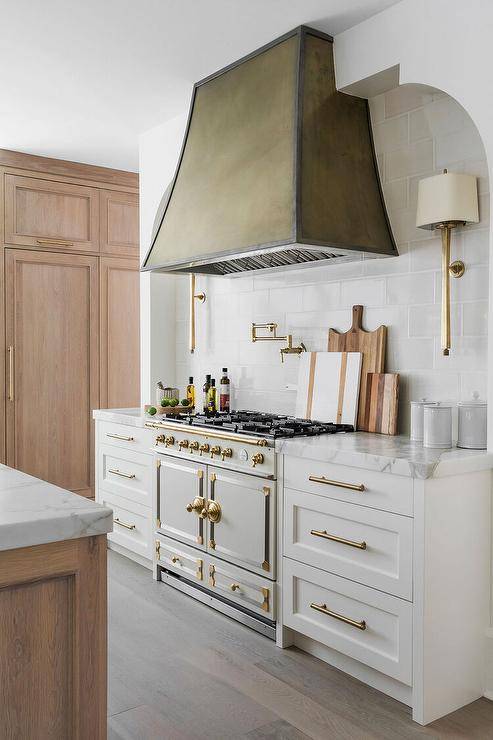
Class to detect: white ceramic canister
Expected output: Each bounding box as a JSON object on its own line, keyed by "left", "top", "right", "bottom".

{"left": 423, "top": 403, "right": 453, "bottom": 448}
{"left": 410, "top": 399, "right": 437, "bottom": 442}
{"left": 457, "top": 392, "right": 487, "bottom": 449}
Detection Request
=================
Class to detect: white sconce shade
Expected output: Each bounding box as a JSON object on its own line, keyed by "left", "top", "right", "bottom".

{"left": 416, "top": 171, "right": 479, "bottom": 229}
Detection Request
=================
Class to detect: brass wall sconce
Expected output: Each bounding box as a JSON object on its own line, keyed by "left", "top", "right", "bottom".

{"left": 251, "top": 322, "right": 306, "bottom": 363}
{"left": 416, "top": 170, "right": 479, "bottom": 356}
{"left": 189, "top": 274, "right": 206, "bottom": 353}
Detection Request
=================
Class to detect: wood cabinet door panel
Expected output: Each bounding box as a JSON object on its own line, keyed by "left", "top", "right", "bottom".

{"left": 100, "top": 189, "right": 139, "bottom": 256}
{"left": 5, "top": 249, "right": 99, "bottom": 497}
{"left": 100, "top": 256, "right": 140, "bottom": 408}
{"left": 5, "top": 174, "right": 99, "bottom": 251}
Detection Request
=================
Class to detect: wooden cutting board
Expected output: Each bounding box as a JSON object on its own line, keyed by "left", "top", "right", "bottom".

{"left": 328, "top": 305, "right": 387, "bottom": 431}
{"left": 360, "top": 373, "right": 399, "bottom": 435}
{"left": 295, "top": 351, "right": 363, "bottom": 426}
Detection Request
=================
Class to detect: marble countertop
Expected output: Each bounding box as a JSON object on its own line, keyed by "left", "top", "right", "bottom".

{"left": 276, "top": 433, "right": 493, "bottom": 479}
{"left": 0, "top": 465, "right": 113, "bottom": 552}
{"left": 93, "top": 408, "right": 493, "bottom": 480}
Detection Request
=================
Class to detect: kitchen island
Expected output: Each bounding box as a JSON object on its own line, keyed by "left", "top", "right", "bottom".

{"left": 0, "top": 464, "right": 112, "bottom": 739}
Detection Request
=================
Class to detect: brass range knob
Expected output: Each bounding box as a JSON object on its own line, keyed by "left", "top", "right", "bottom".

{"left": 210, "top": 445, "right": 221, "bottom": 459}
{"left": 165, "top": 435, "right": 175, "bottom": 448}
{"left": 221, "top": 447, "right": 233, "bottom": 461}
{"left": 199, "top": 443, "right": 210, "bottom": 457}
{"left": 186, "top": 496, "right": 205, "bottom": 514}
{"left": 178, "top": 439, "right": 189, "bottom": 450}
{"left": 189, "top": 441, "right": 199, "bottom": 453}
{"left": 251, "top": 452, "right": 264, "bottom": 468}
{"left": 155, "top": 434, "right": 165, "bottom": 444}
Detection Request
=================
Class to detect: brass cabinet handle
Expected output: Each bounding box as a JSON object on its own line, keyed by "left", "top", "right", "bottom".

{"left": 7, "top": 346, "right": 14, "bottom": 402}
{"left": 108, "top": 468, "right": 136, "bottom": 479}
{"left": 309, "top": 475, "right": 365, "bottom": 492}
{"left": 106, "top": 432, "right": 134, "bottom": 441}
{"left": 114, "top": 517, "right": 136, "bottom": 530}
{"left": 36, "top": 238, "right": 74, "bottom": 246}
{"left": 230, "top": 583, "right": 241, "bottom": 592}
{"left": 310, "top": 602, "right": 366, "bottom": 630}
{"left": 310, "top": 529, "right": 367, "bottom": 550}
{"left": 171, "top": 555, "right": 180, "bottom": 564}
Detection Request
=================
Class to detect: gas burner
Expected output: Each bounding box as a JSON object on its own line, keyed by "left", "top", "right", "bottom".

{"left": 168, "top": 410, "right": 354, "bottom": 439}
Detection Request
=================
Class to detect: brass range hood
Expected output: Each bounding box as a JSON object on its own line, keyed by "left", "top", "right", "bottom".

{"left": 142, "top": 26, "right": 397, "bottom": 276}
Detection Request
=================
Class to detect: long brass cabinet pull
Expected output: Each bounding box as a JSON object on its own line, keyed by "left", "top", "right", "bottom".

{"left": 309, "top": 475, "right": 365, "bottom": 492}
{"left": 106, "top": 433, "right": 134, "bottom": 442}
{"left": 109, "top": 468, "right": 136, "bottom": 479}
{"left": 36, "top": 238, "right": 74, "bottom": 247}
{"left": 7, "top": 346, "right": 14, "bottom": 402}
{"left": 310, "top": 602, "right": 366, "bottom": 630}
{"left": 310, "top": 529, "right": 367, "bottom": 550}
{"left": 114, "top": 517, "right": 136, "bottom": 530}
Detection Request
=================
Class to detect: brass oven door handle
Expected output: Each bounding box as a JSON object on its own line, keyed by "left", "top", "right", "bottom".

{"left": 310, "top": 602, "right": 366, "bottom": 630}
{"left": 108, "top": 468, "right": 136, "bottom": 479}
{"left": 106, "top": 432, "right": 134, "bottom": 441}
{"left": 310, "top": 529, "right": 367, "bottom": 550}
{"left": 113, "top": 517, "right": 136, "bottom": 530}
{"left": 7, "top": 345, "right": 14, "bottom": 402}
{"left": 309, "top": 475, "right": 365, "bottom": 492}
{"left": 36, "top": 238, "right": 74, "bottom": 247}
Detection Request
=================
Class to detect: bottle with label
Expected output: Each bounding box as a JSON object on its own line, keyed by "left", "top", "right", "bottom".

{"left": 207, "top": 379, "right": 217, "bottom": 416}
{"left": 202, "top": 374, "right": 211, "bottom": 414}
{"left": 219, "top": 368, "right": 230, "bottom": 413}
{"left": 186, "top": 376, "right": 195, "bottom": 410}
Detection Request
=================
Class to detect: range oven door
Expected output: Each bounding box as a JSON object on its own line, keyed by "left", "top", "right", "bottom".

{"left": 206, "top": 467, "right": 275, "bottom": 579}
{"left": 158, "top": 456, "right": 206, "bottom": 550}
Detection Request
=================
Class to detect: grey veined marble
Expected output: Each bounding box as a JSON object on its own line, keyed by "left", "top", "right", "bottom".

{"left": 276, "top": 432, "right": 493, "bottom": 479}
{"left": 0, "top": 464, "right": 113, "bottom": 552}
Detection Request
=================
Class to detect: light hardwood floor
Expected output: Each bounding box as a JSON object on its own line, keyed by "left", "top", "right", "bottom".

{"left": 108, "top": 552, "right": 493, "bottom": 740}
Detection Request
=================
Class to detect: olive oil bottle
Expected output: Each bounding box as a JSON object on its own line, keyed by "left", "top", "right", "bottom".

{"left": 207, "top": 379, "right": 217, "bottom": 415}
{"left": 202, "top": 374, "right": 211, "bottom": 414}
{"left": 186, "top": 376, "right": 195, "bottom": 410}
{"left": 219, "top": 368, "right": 230, "bottom": 413}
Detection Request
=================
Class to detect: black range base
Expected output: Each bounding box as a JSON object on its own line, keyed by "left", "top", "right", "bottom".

{"left": 167, "top": 410, "right": 354, "bottom": 440}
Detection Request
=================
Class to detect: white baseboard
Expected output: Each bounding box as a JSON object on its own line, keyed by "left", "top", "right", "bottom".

{"left": 108, "top": 541, "right": 152, "bottom": 570}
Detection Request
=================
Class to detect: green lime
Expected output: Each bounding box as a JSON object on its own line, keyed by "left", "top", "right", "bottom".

{"left": 147, "top": 406, "right": 157, "bottom": 416}
{"left": 181, "top": 399, "right": 190, "bottom": 407}
{"left": 160, "top": 398, "right": 170, "bottom": 407}
{"left": 169, "top": 398, "right": 178, "bottom": 407}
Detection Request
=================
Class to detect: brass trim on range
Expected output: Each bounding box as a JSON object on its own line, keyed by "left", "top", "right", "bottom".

{"left": 145, "top": 421, "right": 269, "bottom": 447}
{"left": 113, "top": 517, "right": 136, "bottom": 530}
{"left": 209, "top": 539, "right": 216, "bottom": 550}
{"left": 155, "top": 540, "right": 161, "bottom": 558}
{"left": 261, "top": 587, "right": 270, "bottom": 612}
{"left": 108, "top": 468, "right": 136, "bottom": 479}
{"left": 106, "top": 432, "right": 134, "bottom": 441}
{"left": 209, "top": 564, "right": 215, "bottom": 587}
{"left": 156, "top": 517, "right": 161, "bottom": 528}
{"left": 262, "top": 485, "right": 271, "bottom": 572}
{"left": 308, "top": 475, "right": 365, "bottom": 492}
{"left": 196, "top": 559, "right": 203, "bottom": 581}
{"left": 310, "top": 602, "right": 366, "bottom": 630}
{"left": 7, "top": 346, "right": 14, "bottom": 402}
{"left": 310, "top": 529, "right": 367, "bottom": 550}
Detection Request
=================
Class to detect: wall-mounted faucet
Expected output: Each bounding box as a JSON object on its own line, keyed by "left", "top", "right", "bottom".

{"left": 280, "top": 336, "right": 307, "bottom": 363}
{"left": 251, "top": 322, "right": 306, "bottom": 363}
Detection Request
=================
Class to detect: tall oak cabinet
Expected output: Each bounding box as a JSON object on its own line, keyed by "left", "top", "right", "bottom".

{"left": 1, "top": 150, "right": 140, "bottom": 497}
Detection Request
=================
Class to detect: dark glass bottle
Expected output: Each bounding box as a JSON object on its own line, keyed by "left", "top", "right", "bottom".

{"left": 219, "top": 368, "right": 230, "bottom": 413}
{"left": 202, "top": 374, "right": 211, "bottom": 414}
{"left": 207, "top": 379, "right": 217, "bottom": 415}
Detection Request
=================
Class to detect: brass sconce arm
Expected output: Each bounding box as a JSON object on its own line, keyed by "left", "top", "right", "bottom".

{"left": 189, "top": 274, "right": 206, "bottom": 354}
{"left": 438, "top": 222, "right": 465, "bottom": 357}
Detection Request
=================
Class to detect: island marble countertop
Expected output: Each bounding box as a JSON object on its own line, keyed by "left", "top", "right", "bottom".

{"left": 0, "top": 464, "right": 113, "bottom": 552}
{"left": 276, "top": 433, "right": 493, "bottom": 479}
{"left": 93, "top": 408, "right": 493, "bottom": 480}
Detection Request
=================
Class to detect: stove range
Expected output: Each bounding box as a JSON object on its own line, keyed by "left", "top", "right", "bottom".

{"left": 155, "top": 410, "right": 353, "bottom": 440}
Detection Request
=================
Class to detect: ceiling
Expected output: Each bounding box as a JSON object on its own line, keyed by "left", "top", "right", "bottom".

{"left": 0, "top": 0, "right": 401, "bottom": 172}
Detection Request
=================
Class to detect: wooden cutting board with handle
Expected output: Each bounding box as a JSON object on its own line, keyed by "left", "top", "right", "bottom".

{"left": 328, "top": 305, "right": 387, "bottom": 430}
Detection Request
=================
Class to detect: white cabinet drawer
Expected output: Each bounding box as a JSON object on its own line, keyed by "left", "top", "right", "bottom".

{"left": 208, "top": 557, "right": 274, "bottom": 621}
{"left": 99, "top": 420, "right": 155, "bottom": 454}
{"left": 284, "top": 456, "right": 413, "bottom": 517}
{"left": 283, "top": 559, "right": 412, "bottom": 685}
{"left": 101, "top": 490, "right": 153, "bottom": 561}
{"left": 156, "top": 536, "right": 204, "bottom": 584}
{"left": 98, "top": 445, "right": 153, "bottom": 507}
{"left": 285, "top": 489, "right": 413, "bottom": 600}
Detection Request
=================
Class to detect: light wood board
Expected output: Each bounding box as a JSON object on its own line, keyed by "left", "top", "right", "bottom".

{"left": 295, "top": 351, "right": 362, "bottom": 426}
{"left": 328, "top": 305, "right": 387, "bottom": 430}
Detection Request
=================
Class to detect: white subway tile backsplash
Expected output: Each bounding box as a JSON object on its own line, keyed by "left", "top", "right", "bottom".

{"left": 172, "top": 85, "right": 489, "bottom": 428}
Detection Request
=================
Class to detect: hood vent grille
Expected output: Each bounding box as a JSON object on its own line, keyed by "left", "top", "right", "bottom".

{"left": 178, "top": 247, "right": 349, "bottom": 275}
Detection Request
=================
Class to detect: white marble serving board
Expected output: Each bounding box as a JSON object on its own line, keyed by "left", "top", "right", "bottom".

{"left": 295, "top": 351, "right": 362, "bottom": 426}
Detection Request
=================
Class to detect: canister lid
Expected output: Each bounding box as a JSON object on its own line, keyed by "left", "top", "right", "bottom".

{"left": 458, "top": 391, "right": 487, "bottom": 408}
{"left": 424, "top": 401, "right": 452, "bottom": 411}
{"left": 410, "top": 398, "right": 437, "bottom": 406}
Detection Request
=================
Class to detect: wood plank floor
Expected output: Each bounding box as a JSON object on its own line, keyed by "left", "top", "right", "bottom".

{"left": 108, "top": 552, "right": 493, "bottom": 740}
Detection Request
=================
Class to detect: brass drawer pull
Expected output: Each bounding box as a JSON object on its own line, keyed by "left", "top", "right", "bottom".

{"left": 106, "top": 432, "right": 134, "bottom": 441}
{"left": 310, "top": 602, "right": 366, "bottom": 630}
{"left": 309, "top": 475, "right": 365, "bottom": 492}
{"left": 114, "top": 517, "right": 136, "bottom": 530}
{"left": 310, "top": 529, "right": 367, "bottom": 550}
{"left": 36, "top": 238, "right": 74, "bottom": 246}
{"left": 230, "top": 583, "right": 241, "bottom": 592}
{"left": 171, "top": 555, "right": 180, "bottom": 564}
{"left": 108, "top": 468, "right": 136, "bottom": 479}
